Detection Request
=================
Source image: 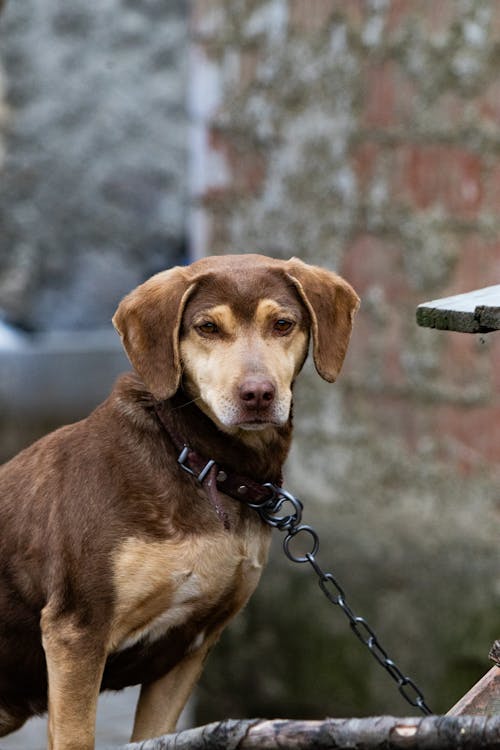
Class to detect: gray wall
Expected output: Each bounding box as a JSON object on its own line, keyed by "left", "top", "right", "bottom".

{"left": 0, "top": 0, "right": 188, "bottom": 331}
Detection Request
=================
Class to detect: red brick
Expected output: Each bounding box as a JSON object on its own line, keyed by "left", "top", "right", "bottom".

{"left": 350, "top": 142, "right": 380, "bottom": 194}
{"left": 334, "top": 0, "right": 364, "bottom": 29}
{"left": 201, "top": 186, "right": 230, "bottom": 204}
{"left": 208, "top": 129, "right": 267, "bottom": 195}
{"left": 289, "top": 0, "right": 334, "bottom": 32}
{"left": 483, "top": 162, "right": 500, "bottom": 211}
{"left": 434, "top": 403, "right": 500, "bottom": 472}
{"left": 344, "top": 391, "right": 425, "bottom": 456}
{"left": 347, "top": 392, "right": 500, "bottom": 475}
{"left": 424, "top": 92, "right": 467, "bottom": 131}
{"left": 341, "top": 304, "right": 402, "bottom": 389}
{"left": 361, "top": 61, "right": 417, "bottom": 129}
{"left": 238, "top": 49, "right": 260, "bottom": 91}
{"left": 206, "top": 208, "right": 231, "bottom": 254}
{"left": 444, "top": 331, "right": 486, "bottom": 374}
{"left": 341, "top": 236, "right": 416, "bottom": 390}
{"left": 490, "top": 5, "right": 500, "bottom": 36}
{"left": 341, "top": 234, "right": 413, "bottom": 301}
{"left": 382, "top": 316, "right": 408, "bottom": 388}
{"left": 232, "top": 149, "right": 266, "bottom": 193}
{"left": 392, "top": 145, "right": 483, "bottom": 218}
{"left": 476, "top": 79, "right": 500, "bottom": 126}
{"left": 344, "top": 385, "right": 500, "bottom": 474}
{"left": 341, "top": 310, "right": 371, "bottom": 380}
{"left": 362, "top": 63, "right": 396, "bottom": 129}
{"left": 386, "top": 0, "right": 415, "bottom": 33}
{"left": 419, "top": 0, "right": 456, "bottom": 38}
{"left": 446, "top": 237, "right": 500, "bottom": 294}
{"left": 438, "top": 330, "right": 489, "bottom": 394}
{"left": 490, "top": 335, "right": 500, "bottom": 393}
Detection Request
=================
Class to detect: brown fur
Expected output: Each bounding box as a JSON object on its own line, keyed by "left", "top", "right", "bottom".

{"left": 0, "top": 254, "right": 358, "bottom": 749}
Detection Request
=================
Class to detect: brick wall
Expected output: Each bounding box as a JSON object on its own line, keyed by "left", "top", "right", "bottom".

{"left": 190, "top": 0, "right": 500, "bottom": 720}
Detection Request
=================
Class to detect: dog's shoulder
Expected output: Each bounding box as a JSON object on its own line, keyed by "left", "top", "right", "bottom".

{"left": 0, "top": 373, "right": 159, "bottom": 469}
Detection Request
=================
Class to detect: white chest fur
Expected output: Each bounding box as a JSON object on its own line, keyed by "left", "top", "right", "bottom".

{"left": 109, "top": 524, "right": 271, "bottom": 654}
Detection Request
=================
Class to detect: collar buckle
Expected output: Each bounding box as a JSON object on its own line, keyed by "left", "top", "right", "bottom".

{"left": 177, "top": 445, "right": 216, "bottom": 483}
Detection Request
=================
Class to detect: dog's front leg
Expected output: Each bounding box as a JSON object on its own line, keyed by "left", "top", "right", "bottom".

{"left": 130, "top": 638, "right": 214, "bottom": 742}
{"left": 41, "top": 604, "right": 107, "bottom": 750}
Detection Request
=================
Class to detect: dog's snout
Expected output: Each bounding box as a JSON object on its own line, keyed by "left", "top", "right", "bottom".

{"left": 238, "top": 379, "right": 275, "bottom": 411}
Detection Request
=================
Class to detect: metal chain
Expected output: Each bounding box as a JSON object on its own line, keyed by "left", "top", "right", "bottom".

{"left": 245, "top": 483, "right": 433, "bottom": 716}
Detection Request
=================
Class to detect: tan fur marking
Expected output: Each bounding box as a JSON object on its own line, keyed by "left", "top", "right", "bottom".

{"left": 254, "top": 298, "right": 297, "bottom": 327}
{"left": 193, "top": 304, "right": 238, "bottom": 335}
{"left": 41, "top": 606, "right": 106, "bottom": 750}
{"left": 110, "top": 526, "right": 270, "bottom": 653}
{"left": 131, "top": 639, "right": 216, "bottom": 740}
{"left": 254, "top": 297, "right": 310, "bottom": 378}
{"left": 180, "top": 298, "right": 308, "bottom": 435}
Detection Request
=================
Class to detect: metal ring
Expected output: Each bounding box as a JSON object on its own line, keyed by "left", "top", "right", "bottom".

{"left": 283, "top": 525, "right": 319, "bottom": 563}
{"left": 269, "top": 497, "right": 303, "bottom": 529}
{"left": 246, "top": 483, "right": 278, "bottom": 510}
{"left": 257, "top": 486, "right": 303, "bottom": 528}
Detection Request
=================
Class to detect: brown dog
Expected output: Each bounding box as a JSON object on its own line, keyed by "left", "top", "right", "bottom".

{"left": 0, "top": 254, "right": 359, "bottom": 749}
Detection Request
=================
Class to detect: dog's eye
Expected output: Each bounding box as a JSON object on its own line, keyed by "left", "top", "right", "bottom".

{"left": 196, "top": 321, "right": 219, "bottom": 335}
{"left": 273, "top": 319, "right": 294, "bottom": 335}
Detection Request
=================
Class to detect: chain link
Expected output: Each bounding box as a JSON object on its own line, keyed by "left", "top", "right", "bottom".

{"left": 250, "top": 484, "right": 433, "bottom": 716}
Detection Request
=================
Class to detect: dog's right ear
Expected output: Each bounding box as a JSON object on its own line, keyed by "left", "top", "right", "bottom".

{"left": 113, "top": 267, "right": 196, "bottom": 400}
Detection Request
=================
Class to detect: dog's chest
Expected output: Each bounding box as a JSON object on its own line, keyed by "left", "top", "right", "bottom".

{"left": 109, "top": 520, "right": 270, "bottom": 653}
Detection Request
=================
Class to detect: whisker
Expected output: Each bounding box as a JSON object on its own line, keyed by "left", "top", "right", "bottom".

{"left": 171, "top": 396, "right": 203, "bottom": 411}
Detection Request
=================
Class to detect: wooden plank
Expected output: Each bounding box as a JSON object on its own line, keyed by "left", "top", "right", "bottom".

{"left": 478, "top": 305, "right": 500, "bottom": 331}
{"left": 447, "top": 666, "right": 500, "bottom": 716}
{"left": 417, "top": 284, "right": 500, "bottom": 333}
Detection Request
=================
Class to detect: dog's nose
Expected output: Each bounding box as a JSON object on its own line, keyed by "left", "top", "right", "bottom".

{"left": 239, "top": 379, "right": 275, "bottom": 410}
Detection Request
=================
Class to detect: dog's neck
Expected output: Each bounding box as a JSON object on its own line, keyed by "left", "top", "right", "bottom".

{"left": 112, "top": 374, "right": 292, "bottom": 485}
{"left": 156, "top": 388, "right": 292, "bottom": 486}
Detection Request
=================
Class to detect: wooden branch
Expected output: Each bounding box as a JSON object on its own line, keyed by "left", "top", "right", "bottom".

{"left": 122, "top": 715, "right": 500, "bottom": 750}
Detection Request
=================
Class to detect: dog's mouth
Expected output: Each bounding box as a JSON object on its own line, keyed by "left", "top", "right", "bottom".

{"left": 191, "top": 386, "right": 291, "bottom": 434}
{"left": 237, "top": 418, "right": 279, "bottom": 431}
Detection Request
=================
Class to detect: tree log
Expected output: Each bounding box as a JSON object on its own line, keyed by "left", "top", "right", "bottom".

{"left": 121, "top": 716, "right": 500, "bottom": 750}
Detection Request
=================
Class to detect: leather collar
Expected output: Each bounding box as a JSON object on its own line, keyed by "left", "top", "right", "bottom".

{"left": 153, "top": 401, "right": 281, "bottom": 512}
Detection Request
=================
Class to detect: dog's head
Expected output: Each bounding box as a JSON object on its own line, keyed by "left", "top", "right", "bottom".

{"left": 113, "top": 255, "right": 359, "bottom": 434}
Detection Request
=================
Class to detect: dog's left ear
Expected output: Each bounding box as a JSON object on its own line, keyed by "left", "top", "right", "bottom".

{"left": 285, "top": 258, "right": 360, "bottom": 383}
{"left": 113, "top": 267, "right": 196, "bottom": 400}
